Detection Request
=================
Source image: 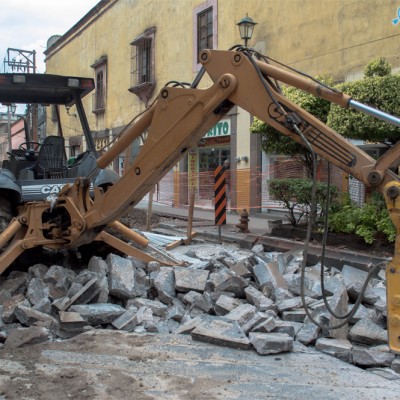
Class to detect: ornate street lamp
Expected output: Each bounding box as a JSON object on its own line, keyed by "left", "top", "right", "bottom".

{"left": 237, "top": 14, "right": 257, "bottom": 47}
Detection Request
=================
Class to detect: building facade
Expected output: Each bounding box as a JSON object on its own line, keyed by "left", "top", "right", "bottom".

{"left": 44, "top": 0, "right": 400, "bottom": 213}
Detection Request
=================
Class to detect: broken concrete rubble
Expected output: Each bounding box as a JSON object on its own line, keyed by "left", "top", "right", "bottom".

{"left": 0, "top": 241, "right": 396, "bottom": 377}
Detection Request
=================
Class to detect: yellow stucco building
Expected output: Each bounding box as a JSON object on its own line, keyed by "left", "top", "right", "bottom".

{"left": 44, "top": 0, "right": 400, "bottom": 213}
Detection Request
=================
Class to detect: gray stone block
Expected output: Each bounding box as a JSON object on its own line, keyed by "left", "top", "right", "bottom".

{"left": 272, "top": 320, "right": 298, "bottom": 338}
{"left": 112, "top": 306, "right": 154, "bottom": 331}
{"left": 88, "top": 256, "right": 108, "bottom": 275}
{"left": 252, "top": 316, "right": 276, "bottom": 333}
{"left": 214, "top": 294, "right": 243, "bottom": 316}
{"left": 253, "top": 260, "right": 288, "bottom": 291}
{"left": 241, "top": 312, "right": 272, "bottom": 334}
{"left": 326, "top": 287, "right": 348, "bottom": 340}
{"left": 2, "top": 294, "right": 30, "bottom": 324}
{"left": 244, "top": 286, "right": 275, "bottom": 311}
{"left": 14, "top": 305, "right": 57, "bottom": 328}
{"left": 28, "top": 264, "right": 49, "bottom": 280}
{"left": 349, "top": 318, "right": 388, "bottom": 345}
{"left": 59, "top": 311, "right": 86, "bottom": 332}
{"left": 296, "top": 323, "right": 320, "bottom": 345}
{"left": 5, "top": 326, "right": 51, "bottom": 348}
{"left": 107, "top": 254, "right": 136, "bottom": 300}
{"left": 225, "top": 303, "right": 257, "bottom": 326}
{"left": 154, "top": 267, "right": 176, "bottom": 305}
{"left": 70, "top": 303, "right": 126, "bottom": 326}
{"left": 129, "top": 298, "right": 168, "bottom": 317}
{"left": 315, "top": 337, "right": 353, "bottom": 363}
{"left": 175, "top": 316, "right": 203, "bottom": 334}
{"left": 284, "top": 273, "right": 321, "bottom": 299}
{"left": 0, "top": 273, "right": 28, "bottom": 304}
{"left": 44, "top": 265, "right": 76, "bottom": 287}
{"left": 215, "top": 275, "right": 248, "bottom": 298}
{"left": 352, "top": 345, "right": 395, "bottom": 367}
{"left": 281, "top": 310, "right": 307, "bottom": 323}
{"left": 174, "top": 267, "right": 209, "bottom": 293}
{"left": 249, "top": 332, "right": 293, "bottom": 354}
{"left": 191, "top": 317, "right": 250, "bottom": 350}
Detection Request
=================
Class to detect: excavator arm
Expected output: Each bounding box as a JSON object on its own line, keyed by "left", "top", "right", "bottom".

{"left": 1, "top": 48, "right": 400, "bottom": 352}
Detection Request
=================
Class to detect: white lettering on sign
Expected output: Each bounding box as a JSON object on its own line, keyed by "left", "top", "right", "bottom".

{"left": 205, "top": 119, "right": 231, "bottom": 138}
{"left": 41, "top": 184, "right": 65, "bottom": 194}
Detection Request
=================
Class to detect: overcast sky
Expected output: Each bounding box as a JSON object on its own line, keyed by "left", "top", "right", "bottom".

{"left": 0, "top": 0, "right": 100, "bottom": 74}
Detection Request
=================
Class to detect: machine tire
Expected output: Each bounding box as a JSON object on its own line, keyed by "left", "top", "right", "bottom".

{"left": 0, "top": 197, "right": 12, "bottom": 233}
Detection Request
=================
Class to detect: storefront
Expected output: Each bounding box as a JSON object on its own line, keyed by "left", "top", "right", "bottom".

{"left": 187, "top": 117, "right": 231, "bottom": 201}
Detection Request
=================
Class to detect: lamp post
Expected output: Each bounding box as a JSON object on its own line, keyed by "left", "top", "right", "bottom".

{"left": 7, "top": 103, "right": 16, "bottom": 153}
{"left": 237, "top": 13, "right": 257, "bottom": 47}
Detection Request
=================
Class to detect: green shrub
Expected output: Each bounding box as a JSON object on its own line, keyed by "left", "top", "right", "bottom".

{"left": 328, "top": 192, "right": 396, "bottom": 244}
{"left": 268, "top": 178, "right": 337, "bottom": 226}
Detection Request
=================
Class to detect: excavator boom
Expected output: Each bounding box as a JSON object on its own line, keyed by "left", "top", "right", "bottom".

{"left": 1, "top": 48, "right": 400, "bottom": 352}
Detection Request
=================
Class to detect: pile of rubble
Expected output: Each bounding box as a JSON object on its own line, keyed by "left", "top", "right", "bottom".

{"left": 1, "top": 240, "right": 399, "bottom": 379}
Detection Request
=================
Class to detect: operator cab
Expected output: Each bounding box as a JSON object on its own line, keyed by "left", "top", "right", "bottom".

{"left": 0, "top": 72, "right": 96, "bottom": 175}
{"left": 0, "top": 73, "right": 107, "bottom": 202}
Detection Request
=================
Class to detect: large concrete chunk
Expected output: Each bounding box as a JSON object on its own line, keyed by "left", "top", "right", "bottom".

{"left": 0, "top": 273, "right": 28, "bottom": 304}
{"left": 284, "top": 273, "right": 321, "bottom": 299}
{"left": 315, "top": 338, "right": 353, "bottom": 363}
{"left": 326, "top": 286, "right": 348, "bottom": 340}
{"left": 14, "top": 305, "right": 57, "bottom": 328}
{"left": 128, "top": 298, "right": 168, "bottom": 317}
{"left": 59, "top": 311, "right": 86, "bottom": 332}
{"left": 296, "top": 323, "right": 320, "bottom": 345}
{"left": 191, "top": 317, "right": 250, "bottom": 350}
{"left": 214, "top": 294, "right": 243, "bottom": 316}
{"left": 70, "top": 304, "right": 126, "bottom": 326}
{"left": 352, "top": 345, "right": 395, "bottom": 367}
{"left": 88, "top": 256, "right": 108, "bottom": 275}
{"left": 112, "top": 306, "right": 154, "bottom": 332}
{"left": 349, "top": 318, "right": 388, "bottom": 345}
{"left": 4, "top": 326, "right": 51, "bottom": 348}
{"left": 107, "top": 254, "right": 136, "bottom": 300}
{"left": 244, "top": 286, "right": 275, "bottom": 311}
{"left": 249, "top": 332, "right": 293, "bottom": 354}
{"left": 2, "top": 294, "right": 30, "bottom": 324}
{"left": 174, "top": 267, "right": 209, "bottom": 293}
{"left": 253, "top": 261, "right": 287, "bottom": 292}
{"left": 44, "top": 265, "right": 76, "bottom": 288}
{"left": 215, "top": 275, "right": 249, "bottom": 298}
{"left": 26, "top": 277, "right": 50, "bottom": 307}
{"left": 225, "top": 303, "right": 257, "bottom": 326}
{"left": 153, "top": 267, "right": 176, "bottom": 304}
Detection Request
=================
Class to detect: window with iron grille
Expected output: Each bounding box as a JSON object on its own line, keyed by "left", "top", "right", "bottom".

{"left": 91, "top": 56, "right": 107, "bottom": 113}
{"left": 129, "top": 27, "right": 156, "bottom": 103}
{"left": 193, "top": 0, "right": 217, "bottom": 69}
{"left": 96, "top": 70, "right": 104, "bottom": 109}
{"left": 197, "top": 7, "right": 213, "bottom": 62}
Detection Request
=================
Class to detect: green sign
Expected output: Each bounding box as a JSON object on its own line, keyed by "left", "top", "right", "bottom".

{"left": 205, "top": 119, "right": 231, "bottom": 138}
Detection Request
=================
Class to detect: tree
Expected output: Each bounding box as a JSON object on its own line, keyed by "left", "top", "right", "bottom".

{"left": 250, "top": 76, "right": 333, "bottom": 177}
{"left": 327, "top": 57, "right": 400, "bottom": 144}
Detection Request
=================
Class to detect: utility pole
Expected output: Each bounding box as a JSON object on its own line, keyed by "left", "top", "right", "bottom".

{"left": 7, "top": 106, "right": 11, "bottom": 153}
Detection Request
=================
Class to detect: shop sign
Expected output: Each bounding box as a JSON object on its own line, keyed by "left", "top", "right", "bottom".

{"left": 204, "top": 119, "right": 231, "bottom": 138}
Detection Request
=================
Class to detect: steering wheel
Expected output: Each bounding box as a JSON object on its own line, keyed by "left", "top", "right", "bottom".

{"left": 19, "top": 142, "right": 41, "bottom": 152}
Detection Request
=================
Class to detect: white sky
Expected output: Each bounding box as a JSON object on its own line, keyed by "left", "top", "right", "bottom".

{"left": 0, "top": 0, "right": 100, "bottom": 74}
